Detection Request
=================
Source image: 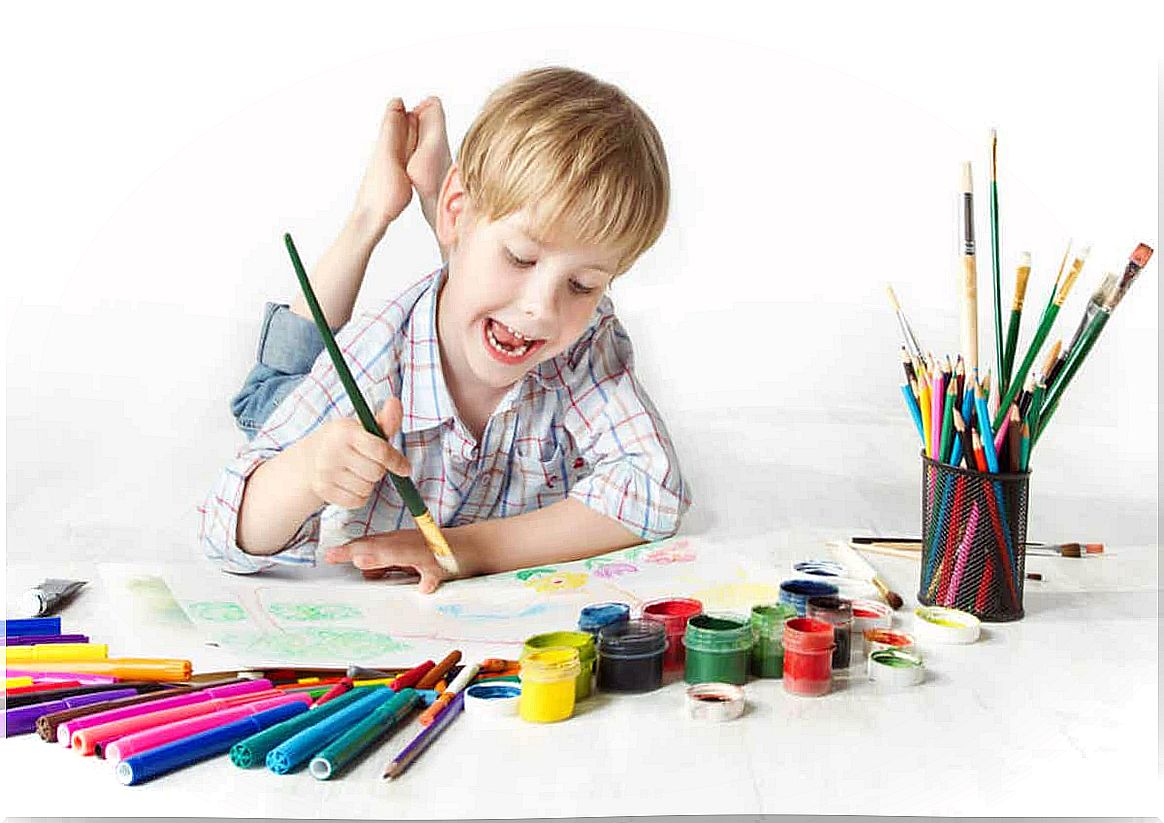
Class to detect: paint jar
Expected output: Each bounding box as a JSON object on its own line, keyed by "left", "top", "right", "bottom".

{"left": 807, "top": 595, "right": 853, "bottom": 670}
{"left": 782, "top": 617, "right": 835, "bottom": 697}
{"left": 778, "top": 580, "right": 839, "bottom": 617}
{"left": 518, "top": 647, "right": 581, "bottom": 723}
{"left": 683, "top": 614, "right": 753, "bottom": 686}
{"left": 641, "top": 598, "right": 703, "bottom": 672}
{"left": 863, "top": 628, "right": 917, "bottom": 658}
{"left": 578, "top": 602, "right": 630, "bottom": 639}
{"left": 850, "top": 599, "right": 894, "bottom": 658}
{"left": 596, "top": 619, "right": 667, "bottom": 693}
{"left": 522, "top": 631, "right": 596, "bottom": 701}
{"left": 749, "top": 603, "right": 798, "bottom": 678}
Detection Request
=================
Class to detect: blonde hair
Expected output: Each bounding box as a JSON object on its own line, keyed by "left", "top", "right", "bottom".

{"left": 458, "top": 67, "right": 669, "bottom": 274}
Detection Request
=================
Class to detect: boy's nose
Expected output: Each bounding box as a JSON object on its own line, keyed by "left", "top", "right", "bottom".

{"left": 519, "top": 272, "right": 557, "bottom": 326}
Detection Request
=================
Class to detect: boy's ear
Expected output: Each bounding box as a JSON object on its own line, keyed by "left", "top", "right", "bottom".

{"left": 435, "top": 164, "right": 468, "bottom": 249}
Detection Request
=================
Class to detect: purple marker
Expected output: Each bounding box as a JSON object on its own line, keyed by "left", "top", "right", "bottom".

{"left": 57, "top": 678, "right": 272, "bottom": 746}
{"left": 6, "top": 688, "right": 138, "bottom": 736}
{"left": 5, "top": 634, "right": 90, "bottom": 646}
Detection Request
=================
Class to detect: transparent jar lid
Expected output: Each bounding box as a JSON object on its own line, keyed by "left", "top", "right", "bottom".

{"left": 597, "top": 618, "right": 667, "bottom": 658}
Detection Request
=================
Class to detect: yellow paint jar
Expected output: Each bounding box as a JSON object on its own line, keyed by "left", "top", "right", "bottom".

{"left": 522, "top": 631, "right": 596, "bottom": 700}
{"left": 518, "top": 647, "right": 581, "bottom": 723}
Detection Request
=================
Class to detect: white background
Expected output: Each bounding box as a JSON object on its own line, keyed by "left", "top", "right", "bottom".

{"left": 1, "top": 2, "right": 1160, "bottom": 819}
{"left": 4, "top": 3, "right": 1158, "bottom": 559}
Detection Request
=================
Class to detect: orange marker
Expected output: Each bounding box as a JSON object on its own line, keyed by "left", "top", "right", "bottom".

{"left": 418, "top": 662, "right": 480, "bottom": 726}
{"left": 4, "top": 658, "right": 192, "bottom": 682}
{"left": 415, "top": 651, "right": 461, "bottom": 691}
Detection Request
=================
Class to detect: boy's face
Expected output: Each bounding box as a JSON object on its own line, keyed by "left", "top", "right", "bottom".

{"left": 437, "top": 171, "right": 622, "bottom": 394}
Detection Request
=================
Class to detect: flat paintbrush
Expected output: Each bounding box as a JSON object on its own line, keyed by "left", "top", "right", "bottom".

{"left": 283, "top": 233, "right": 459, "bottom": 575}
{"left": 1036, "top": 244, "right": 1154, "bottom": 442}
{"left": 992, "top": 246, "right": 1088, "bottom": 430}
{"left": 1001, "top": 252, "right": 1031, "bottom": 391}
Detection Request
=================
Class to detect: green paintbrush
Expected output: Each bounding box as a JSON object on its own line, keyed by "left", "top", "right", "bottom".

{"left": 283, "top": 232, "right": 459, "bottom": 574}
{"left": 1001, "top": 251, "right": 1031, "bottom": 392}
{"left": 989, "top": 129, "right": 1005, "bottom": 395}
{"left": 992, "top": 245, "right": 1088, "bottom": 431}
{"left": 1035, "top": 243, "right": 1154, "bottom": 443}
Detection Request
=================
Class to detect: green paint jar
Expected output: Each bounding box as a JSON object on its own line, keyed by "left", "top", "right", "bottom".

{"left": 523, "top": 631, "right": 596, "bottom": 700}
{"left": 683, "top": 614, "right": 753, "bottom": 685}
{"left": 750, "top": 603, "right": 798, "bottom": 678}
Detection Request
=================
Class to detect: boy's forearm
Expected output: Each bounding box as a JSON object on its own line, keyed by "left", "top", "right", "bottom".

{"left": 235, "top": 443, "right": 324, "bottom": 556}
{"left": 447, "top": 498, "right": 645, "bottom": 577}
{"left": 288, "top": 213, "right": 384, "bottom": 329}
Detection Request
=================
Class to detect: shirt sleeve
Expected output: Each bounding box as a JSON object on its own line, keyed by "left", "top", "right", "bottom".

{"left": 559, "top": 314, "right": 692, "bottom": 541}
{"left": 200, "top": 304, "right": 399, "bottom": 574}
{"left": 230, "top": 303, "right": 327, "bottom": 439}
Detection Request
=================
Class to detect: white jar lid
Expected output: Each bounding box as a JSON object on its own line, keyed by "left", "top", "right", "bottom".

{"left": 867, "top": 648, "right": 925, "bottom": 687}
{"left": 913, "top": 606, "right": 981, "bottom": 644}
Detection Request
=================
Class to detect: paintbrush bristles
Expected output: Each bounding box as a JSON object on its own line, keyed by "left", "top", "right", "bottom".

{"left": 1055, "top": 246, "right": 1090, "bottom": 305}
{"left": 961, "top": 161, "right": 973, "bottom": 192}
{"left": 1013, "top": 253, "right": 1032, "bottom": 309}
{"left": 885, "top": 284, "right": 902, "bottom": 312}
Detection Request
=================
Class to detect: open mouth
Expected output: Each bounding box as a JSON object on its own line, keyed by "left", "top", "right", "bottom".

{"left": 483, "top": 318, "right": 546, "bottom": 365}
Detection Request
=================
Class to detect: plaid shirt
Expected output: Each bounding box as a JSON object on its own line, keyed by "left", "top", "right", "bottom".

{"left": 199, "top": 267, "right": 691, "bottom": 573}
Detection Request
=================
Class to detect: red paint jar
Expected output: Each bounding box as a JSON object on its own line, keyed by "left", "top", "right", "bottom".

{"left": 641, "top": 598, "right": 703, "bottom": 672}
{"left": 782, "top": 617, "right": 835, "bottom": 697}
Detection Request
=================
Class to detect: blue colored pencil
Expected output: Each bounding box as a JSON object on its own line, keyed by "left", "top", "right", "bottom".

{"left": 900, "top": 384, "right": 924, "bottom": 444}
{"left": 382, "top": 689, "right": 466, "bottom": 780}
{"left": 116, "top": 702, "right": 307, "bottom": 785}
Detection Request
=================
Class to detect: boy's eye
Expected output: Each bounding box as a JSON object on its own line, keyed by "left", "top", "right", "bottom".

{"left": 505, "top": 248, "right": 535, "bottom": 268}
{"left": 568, "top": 278, "right": 596, "bottom": 296}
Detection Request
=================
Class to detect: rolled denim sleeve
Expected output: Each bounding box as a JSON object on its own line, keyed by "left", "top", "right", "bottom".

{"left": 231, "top": 303, "right": 327, "bottom": 439}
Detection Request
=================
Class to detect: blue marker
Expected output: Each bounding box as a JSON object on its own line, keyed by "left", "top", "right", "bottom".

{"left": 4, "top": 617, "right": 61, "bottom": 637}
{"left": 266, "top": 686, "right": 391, "bottom": 774}
{"left": 116, "top": 702, "right": 307, "bottom": 785}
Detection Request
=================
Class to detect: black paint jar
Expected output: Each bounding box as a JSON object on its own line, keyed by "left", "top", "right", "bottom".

{"left": 806, "top": 595, "right": 853, "bottom": 670}
{"left": 596, "top": 619, "right": 667, "bottom": 693}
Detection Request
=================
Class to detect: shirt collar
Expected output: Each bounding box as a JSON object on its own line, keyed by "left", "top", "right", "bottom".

{"left": 398, "top": 267, "right": 457, "bottom": 434}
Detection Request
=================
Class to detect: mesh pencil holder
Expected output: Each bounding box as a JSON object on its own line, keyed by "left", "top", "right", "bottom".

{"left": 918, "top": 453, "right": 1030, "bottom": 622}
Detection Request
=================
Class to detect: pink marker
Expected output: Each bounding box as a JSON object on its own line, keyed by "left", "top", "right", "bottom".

{"left": 5, "top": 669, "right": 119, "bottom": 684}
{"left": 104, "top": 694, "right": 309, "bottom": 763}
{"left": 72, "top": 688, "right": 281, "bottom": 756}
{"left": 57, "top": 678, "right": 271, "bottom": 746}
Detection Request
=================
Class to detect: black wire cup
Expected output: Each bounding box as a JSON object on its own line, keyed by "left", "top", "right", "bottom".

{"left": 918, "top": 454, "right": 1030, "bottom": 622}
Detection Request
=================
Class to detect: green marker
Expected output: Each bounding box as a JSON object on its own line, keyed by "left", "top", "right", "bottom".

{"left": 308, "top": 688, "right": 421, "bottom": 780}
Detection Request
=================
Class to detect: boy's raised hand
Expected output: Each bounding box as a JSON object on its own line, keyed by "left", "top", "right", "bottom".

{"left": 405, "top": 97, "right": 452, "bottom": 229}
{"left": 352, "top": 98, "right": 415, "bottom": 236}
{"left": 300, "top": 397, "right": 411, "bottom": 511}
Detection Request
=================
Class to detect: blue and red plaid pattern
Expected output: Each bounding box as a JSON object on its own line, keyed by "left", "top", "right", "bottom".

{"left": 199, "top": 268, "right": 691, "bottom": 573}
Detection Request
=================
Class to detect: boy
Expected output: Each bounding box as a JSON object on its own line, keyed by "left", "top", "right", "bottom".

{"left": 199, "top": 67, "right": 690, "bottom": 593}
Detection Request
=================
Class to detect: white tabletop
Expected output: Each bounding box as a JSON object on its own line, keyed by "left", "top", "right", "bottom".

{"left": 3, "top": 539, "right": 1158, "bottom": 819}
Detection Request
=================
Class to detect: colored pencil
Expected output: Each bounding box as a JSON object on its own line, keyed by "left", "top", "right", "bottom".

{"left": 938, "top": 378, "right": 956, "bottom": 463}
{"left": 989, "top": 130, "right": 1004, "bottom": 394}
{"left": 901, "top": 384, "right": 924, "bottom": 444}
{"left": 1006, "top": 406, "right": 1023, "bottom": 473}
{"left": 946, "top": 502, "right": 980, "bottom": 607}
{"left": 382, "top": 689, "right": 466, "bottom": 780}
{"left": 918, "top": 376, "right": 932, "bottom": 455}
{"left": 951, "top": 409, "right": 972, "bottom": 469}
{"left": 283, "top": 232, "right": 459, "bottom": 575}
{"left": 1002, "top": 252, "right": 1031, "bottom": 391}
{"left": 959, "top": 162, "right": 979, "bottom": 372}
{"left": 930, "top": 370, "right": 946, "bottom": 460}
{"left": 992, "top": 246, "right": 1088, "bottom": 430}
{"left": 1019, "top": 422, "right": 1031, "bottom": 471}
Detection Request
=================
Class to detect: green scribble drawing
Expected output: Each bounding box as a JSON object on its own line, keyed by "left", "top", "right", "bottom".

{"left": 232, "top": 627, "right": 411, "bottom": 662}
{"left": 125, "top": 575, "right": 194, "bottom": 624}
{"left": 514, "top": 567, "right": 556, "bottom": 581}
{"left": 267, "top": 602, "right": 363, "bottom": 622}
{"left": 185, "top": 601, "right": 247, "bottom": 623}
